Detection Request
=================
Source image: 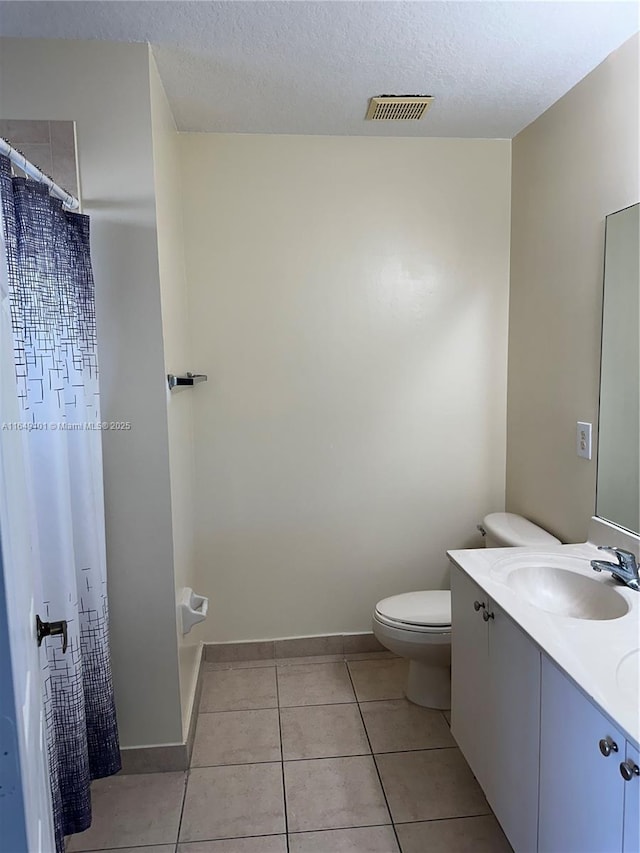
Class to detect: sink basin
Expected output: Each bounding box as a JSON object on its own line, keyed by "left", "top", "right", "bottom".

{"left": 617, "top": 649, "right": 640, "bottom": 701}
{"left": 506, "top": 565, "right": 629, "bottom": 620}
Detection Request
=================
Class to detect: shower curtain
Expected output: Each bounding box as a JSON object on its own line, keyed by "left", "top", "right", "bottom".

{"left": 0, "top": 155, "right": 120, "bottom": 851}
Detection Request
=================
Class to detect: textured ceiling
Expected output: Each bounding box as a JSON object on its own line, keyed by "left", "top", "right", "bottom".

{"left": 0, "top": 1, "right": 638, "bottom": 138}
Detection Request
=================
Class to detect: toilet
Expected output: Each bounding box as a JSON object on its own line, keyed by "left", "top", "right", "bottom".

{"left": 372, "top": 512, "right": 561, "bottom": 709}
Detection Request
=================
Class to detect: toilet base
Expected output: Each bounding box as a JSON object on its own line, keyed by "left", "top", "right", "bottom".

{"left": 406, "top": 660, "right": 451, "bottom": 710}
{"left": 372, "top": 615, "right": 451, "bottom": 710}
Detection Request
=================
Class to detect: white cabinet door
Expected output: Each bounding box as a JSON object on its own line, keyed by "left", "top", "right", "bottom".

{"left": 539, "top": 656, "right": 625, "bottom": 853}
{"left": 487, "top": 604, "right": 540, "bottom": 853}
{"left": 450, "top": 566, "right": 491, "bottom": 792}
{"left": 622, "top": 742, "right": 640, "bottom": 853}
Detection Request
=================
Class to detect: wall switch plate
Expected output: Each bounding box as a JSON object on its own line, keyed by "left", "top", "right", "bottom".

{"left": 577, "top": 422, "right": 592, "bottom": 460}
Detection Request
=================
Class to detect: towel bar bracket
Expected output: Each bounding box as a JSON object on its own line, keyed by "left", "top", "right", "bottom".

{"left": 167, "top": 372, "right": 207, "bottom": 391}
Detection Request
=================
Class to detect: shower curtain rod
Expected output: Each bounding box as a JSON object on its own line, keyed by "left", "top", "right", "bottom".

{"left": 0, "top": 137, "right": 80, "bottom": 211}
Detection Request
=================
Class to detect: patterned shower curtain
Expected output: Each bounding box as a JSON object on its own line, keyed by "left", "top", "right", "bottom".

{"left": 0, "top": 155, "right": 120, "bottom": 851}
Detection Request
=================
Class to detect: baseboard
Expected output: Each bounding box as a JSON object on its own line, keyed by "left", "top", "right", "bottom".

{"left": 119, "top": 742, "right": 187, "bottom": 774}
{"left": 119, "top": 644, "right": 205, "bottom": 774}
{"left": 204, "top": 631, "right": 384, "bottom": 662}
{"left": 185, "top": 644, "right": 205, "bottom": 765}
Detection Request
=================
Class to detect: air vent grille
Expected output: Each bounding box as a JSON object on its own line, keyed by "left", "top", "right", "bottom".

{"left": 366, "top": 96, "right": 434, "bottom": 121}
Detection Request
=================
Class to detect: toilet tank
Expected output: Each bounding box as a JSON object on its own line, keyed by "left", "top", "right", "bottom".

{"left": 480, "top": 512, "right": 561, "bottom": 548}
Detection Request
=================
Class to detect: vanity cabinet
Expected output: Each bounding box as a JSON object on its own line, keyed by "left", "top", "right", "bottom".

{"left": 487, "top": 601, "right": 541, "bottom": 851}
{"left": 539, "top": 656, "right": 625, "bottom": 853}
{"left": 623, "top": 742, "right": 640, "bottom": 853}
{"left": 450, "top": 566, "right": 491, "bottom": 791}
{"left": 451, "top": 564, "right": 639, "bottom": 853}
{"left": 451, "top": 566, "right": 540, "bottom": 853}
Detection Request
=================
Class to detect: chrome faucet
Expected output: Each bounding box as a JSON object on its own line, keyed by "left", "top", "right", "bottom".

{"left": 591, "top": 546, "right": 640, "bottom": 591}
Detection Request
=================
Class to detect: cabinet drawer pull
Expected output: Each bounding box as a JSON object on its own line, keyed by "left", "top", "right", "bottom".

{"left": 620, "top": 760, "right": 640, "bottom": 781}
{"left": 598, "top": 737, "right": 619, "bottom": 757}
{"left": 482, "top": 609, "right": 495, "bottom": 622}
{"left": 473, "top": 600, "right": 486, "bottom": 612}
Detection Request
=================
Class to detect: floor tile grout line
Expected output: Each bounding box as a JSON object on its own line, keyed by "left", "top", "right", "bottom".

{"left": 77, "top": 844, "right": 187, "bottom": 853}
{"left": 172, "top": 769, "right": 189, "bottom": 853}
{"left": 393, "top": 811, "right": 493, "bottom": 825}
{"left": 344, "top": 664, "right": 403, "bottom": 853}
{"left": 202, "top": 654, "right": 397, "bottom": 671}
{"left": 369, "top": 745, "right": 460, "bottom": 757}
{"left": 200, "top": 705, "right": 279, "bottom": 713}
{"left": 276, "top": 697, "right": 359, "bottom": 708}
{"left": 200, "top": 697, "right": 416, "bottom": 712}
{"left": 357, "top": 697, "right": 405, "bottom": 703}
{"left": 287, "top": 821, "right": 394, "bottom": 836}
{"left": 373, "top": 744, "right": 456, "bottom": 755}
{"left": 274, "top": 666, "right": 290, "bottom": 853}
{"left": 198, "top": 699, "right": 360, "bottom": 715}
{"left": 201, "top": 699, "right": 371, "bottom": 712}
{"left": 191, "top": 742, "right": 460, "bottom": 770}
{"left": 77, "top": 812, "right": 496, "bottom": 852}
{"left": 191, "top": 759, "right": 286, "bottom": 769}
{"left": 195, "top": 706, "right": 282, "bottom": 717}
{"left": 83, "top": 823, "right": 396, "bottom": 850}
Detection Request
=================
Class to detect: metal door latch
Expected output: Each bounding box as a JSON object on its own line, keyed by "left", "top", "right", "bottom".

{"left": 36, "top": 614, "right": 68, "bottom": 653}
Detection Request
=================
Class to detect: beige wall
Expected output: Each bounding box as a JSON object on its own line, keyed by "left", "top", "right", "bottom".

{"left": 506, "top": 34, "right": 639, "bottom": 544}
{"left": 0, "top": 39, "right": 183, "bottom": 748}
{"left": 149, "top": 56, "right": 200, "bottom": 740}
{"left": 180, "top": 133, "right": 512, "bottom": 642}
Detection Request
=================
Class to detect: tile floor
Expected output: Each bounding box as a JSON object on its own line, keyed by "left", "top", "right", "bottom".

{"left": 67, "top": 653, "right": 513, "bottom": 853}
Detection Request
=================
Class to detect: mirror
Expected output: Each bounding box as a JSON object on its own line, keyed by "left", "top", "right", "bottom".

{"left": 596, "top": 203, "right": 639, "bottom": 535}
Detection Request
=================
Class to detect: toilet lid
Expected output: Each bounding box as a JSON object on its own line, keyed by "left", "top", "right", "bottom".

{"left": 375, "top": 591, "right": 451, "bottom": 627}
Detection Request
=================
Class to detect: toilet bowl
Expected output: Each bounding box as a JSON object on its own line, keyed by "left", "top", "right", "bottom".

{"left": 372, "top": 512, "right": 561, "bottom": 709}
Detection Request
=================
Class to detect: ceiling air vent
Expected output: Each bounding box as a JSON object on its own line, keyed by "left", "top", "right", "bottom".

{"left": 366, "top": 95, "right": 434, "bottom": 121}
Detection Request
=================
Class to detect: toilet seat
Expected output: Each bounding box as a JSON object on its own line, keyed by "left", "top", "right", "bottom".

{"left": 374, "top": 591, "right": 451, "bottom": 633}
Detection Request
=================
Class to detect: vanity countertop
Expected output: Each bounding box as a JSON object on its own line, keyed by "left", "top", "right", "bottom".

{"left": 447, "top": 540, "right": 640, "bottom": 750}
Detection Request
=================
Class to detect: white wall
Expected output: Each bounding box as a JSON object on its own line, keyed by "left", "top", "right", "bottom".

{"left": 149, "top": 56, "right": 200, "bottom": 739}
{"left": 180, "top": 133, "right": 512, "bottom": 641}
{"left": 506, "top": 34, "right": 639, "bottom": 544}
{"left": 0, "top": 39, "right": 183, "bottom": 748}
